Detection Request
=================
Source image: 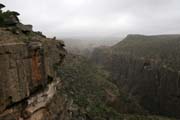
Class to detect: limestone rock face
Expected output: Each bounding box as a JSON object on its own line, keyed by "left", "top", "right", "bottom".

{"left": 0, "top": 4, "right": 67, "bottom": 119}
{"left": 0, "top": 43, "right": 30, "bottom": 111}
{"left": 0, "top": 27, "right": 66, "bottom": 119}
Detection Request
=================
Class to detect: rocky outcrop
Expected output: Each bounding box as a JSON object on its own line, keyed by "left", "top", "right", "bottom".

{"left": 0, "top": 4, "right": 177, "bottom": 120}
{"left": 0, "top": 4, "right": 66, "bottom": 120}
{"left": 0, "top": 34, "right": 66, "bottom": 120}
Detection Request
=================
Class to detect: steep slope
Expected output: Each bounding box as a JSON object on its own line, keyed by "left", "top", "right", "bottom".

{"left": 91, "top": 34, "right": 180, "bottom": 118}
{"left": 0, "top": 3, "right": 177, "bottom": 120}
{"left": 0, "top": 4, "right": 67, "bottom": 120}
{"left": 113, "top": 34, "right": 180, "bottom": 70}
{"left": 54, "top": 53, "right": 175, "bottom": 120}
{"left": 57, "top": 54, "right": 123, "bottom": 120}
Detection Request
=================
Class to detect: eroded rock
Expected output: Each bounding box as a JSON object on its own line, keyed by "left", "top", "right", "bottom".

{"left": 0, "top": 28, "right": 66, "bottom": 120}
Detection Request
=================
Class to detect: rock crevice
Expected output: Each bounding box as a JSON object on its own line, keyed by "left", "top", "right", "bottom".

{"left": 0, "top": 3, "right": 67, "bottom": 119}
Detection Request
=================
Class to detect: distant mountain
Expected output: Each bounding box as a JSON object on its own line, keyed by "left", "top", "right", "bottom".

{"left": 61, "top": 37, "right": 121, "bottom": 56}
{"left": 91, "top": 34, "right": 180, "bottom": 118}
{"left": 113, "top": 34, "right": 180, "bottom": 70}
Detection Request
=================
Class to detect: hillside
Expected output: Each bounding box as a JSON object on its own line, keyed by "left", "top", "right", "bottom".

{"left": 91, "top": 34, "right": 180, "bottom": 119}
{"left": 0, "top": 3, "right": 178, "bottom": 120}
{"left": 113, "top": 34, "right": 180, "bottom": 70}
{"left": 53, "top": 53, "right": 175, "bottom": 120}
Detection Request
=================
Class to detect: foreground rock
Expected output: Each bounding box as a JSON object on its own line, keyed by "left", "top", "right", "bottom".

{"left": 0, "top": 4, "right": 177, "bottom": 120}
{"left": 0, "top": 4, "right": 67, "bottom": 120}
{"left": 0, "top": 30, "right": 66, "bottom": 119}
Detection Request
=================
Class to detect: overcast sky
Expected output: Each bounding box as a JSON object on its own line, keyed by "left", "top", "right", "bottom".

{"left": 1, "top": 0, "right": 180, "bottom": 38}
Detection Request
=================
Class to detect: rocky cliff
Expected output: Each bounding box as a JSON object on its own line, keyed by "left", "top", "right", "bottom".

{"left": 91, "top": 34, "right": 180, "bottom": 118}
{"left": 0, "top": 4, "right": 178, "bottom": 120}
{"left": 0, "top": 4, "right": 66, "bottom": 120}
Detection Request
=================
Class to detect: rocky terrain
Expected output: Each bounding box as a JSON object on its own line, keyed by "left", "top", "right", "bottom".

{"left": 0, "top": 3, "right": 178, "bottom": 120}
{"left": 0, "top": 4, "right": 67, "bottom": 120}
{"left": 91, "top": 34, "right": 180, "bottom": 119}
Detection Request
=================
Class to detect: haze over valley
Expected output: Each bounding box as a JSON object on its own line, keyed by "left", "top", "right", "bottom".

{"left": 0, "top": 0, "right": 180, "bottom": 120}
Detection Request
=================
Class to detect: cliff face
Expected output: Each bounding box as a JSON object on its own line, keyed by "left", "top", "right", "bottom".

{"left": 0, "top": 4, "right": 178, "bottom": 120}
{"left": 0, "top": 29, "right": 66, "bottom": 120}
{"left": 0, "top": 5, "right": 67, "bottom": 120}
{"left": 91, "top": 34, "right": 180, "bottom": 118}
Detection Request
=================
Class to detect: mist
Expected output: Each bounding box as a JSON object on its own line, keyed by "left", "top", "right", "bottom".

{"left": 2, "top": 0, "right": 180, "bottom": 38}
{"left": 1, "top": 1, "right": 180, "bottom": 119}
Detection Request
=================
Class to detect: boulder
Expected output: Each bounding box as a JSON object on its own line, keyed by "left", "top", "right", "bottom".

{"left": 3, "top": 15, "right": 19, "bottom": 26}
{"left": 0, "top": 3, "right": 5, "bottom": 9}
{"left": 16, "top": 23, "right": 32, "bottom": 33}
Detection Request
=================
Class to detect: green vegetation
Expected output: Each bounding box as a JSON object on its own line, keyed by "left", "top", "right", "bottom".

{"left": 91, "top": 34, "right": 180, "bottom": 119}
{"left": 56, "top": 53, "right": 175, "bottom": 120}
{"left": 0, "top": 10, "right": 19, "bottom": 27}
{"left": 57, "top": 54, "right": 122, "bottom": 119}
{"left": 112, "top": 34, "right": 180, "bottom": 70}
{"left": 123, "top": 115, "right": 175, "bottom": 120}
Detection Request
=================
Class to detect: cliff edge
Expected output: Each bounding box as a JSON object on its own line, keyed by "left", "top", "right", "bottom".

{"left": 0, "top": 4, "right": 66, "bottom": 120}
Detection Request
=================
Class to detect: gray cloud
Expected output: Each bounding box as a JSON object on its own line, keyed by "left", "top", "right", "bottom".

{"left": 1, "top": 0, "right": 180, "bottom": 38}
